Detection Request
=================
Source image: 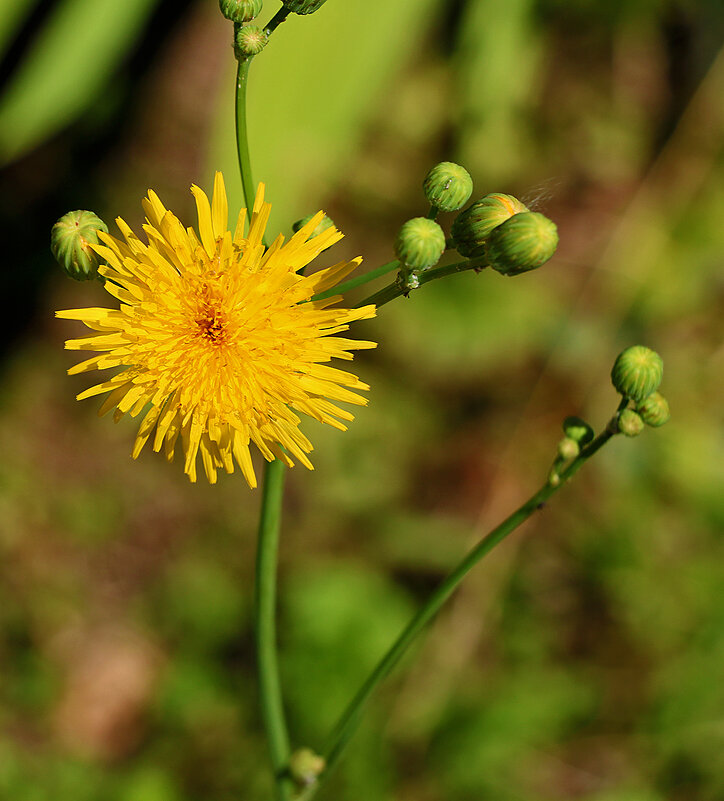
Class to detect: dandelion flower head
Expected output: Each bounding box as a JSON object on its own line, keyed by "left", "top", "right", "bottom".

{"left": 57, "top": 173, "right": 376, "bottom": 486}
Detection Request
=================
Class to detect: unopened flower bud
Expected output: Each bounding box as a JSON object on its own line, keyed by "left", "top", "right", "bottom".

{"left": 636, "top": 391, "right": 670, "bottom": 427}
{"left": 289, "top": 748, "right": 325, "bottom": 787}
{"left": 423, "top": 162, "right": 473, "bottom": 213}
{"left": 486, "top": 212, "right": 558, "bottom": 276}
{"left": 562, "top": 416, "right": 594, "bottom": 446}
{"left": 394, "top": 217, "right": 445, "bottom": 270}
{"left": 234, "top": 24, "right": 268, "bottom": 57}
{"left": 282, "top": 0, "right": 328, "bottom": 13}
{"left": 618, "top": 409, "right": 644, "bottom": 437}
{"left": 557, "top": 436, "right": 580, "bottom": 461}
{"left": 611, "top": 345, "right": 663, "bottom": 403}
{"left": 219, "top": 0, "right": 262, "bottom": 23}
{"left": 292, "top": 212, "right": 335, "bottom": 237}
{"left": 51, "top": 210, "right": 108, "bottom": 281}
{"left": 451, "top": 193, "right": 528, "bottom": 259}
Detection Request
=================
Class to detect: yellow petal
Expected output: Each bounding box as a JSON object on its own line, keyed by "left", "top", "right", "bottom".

{"left": 190, "top": 183, "right": 216, "bottom": 257}
{"left": 211, "top": 171, "right": 228, "bottom": 239}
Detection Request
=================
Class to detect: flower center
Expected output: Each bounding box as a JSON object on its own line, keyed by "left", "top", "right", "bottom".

{"left": 196, "top": 301, "right": 228, "bottom": 345}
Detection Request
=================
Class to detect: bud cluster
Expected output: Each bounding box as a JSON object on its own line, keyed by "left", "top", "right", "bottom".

{"left": 610, "top": 346, "right": 670, "bottom": 437}
{"left": 392, "top": 161, "right": 560, "bottom": 294}
{"left": 549, "top": 416, "right": 595, "bottom": 486}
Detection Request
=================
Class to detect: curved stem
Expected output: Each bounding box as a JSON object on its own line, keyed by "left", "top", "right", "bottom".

{"left": 255, "top": 459, "right": 293, "bottom": 801}
{"left": 303, "top": 425, "right": 616, "bottom": 797}
{"left": 265, "top": 6, "right": 291, "bottom": 36}
{"left": 311, "top": 260, "right": 400, "bottom": 303}
{"left": 235, "top": 57, "right": 256, "bottom": 213}
{"left": 354, "top": 257, "right": 487, "bottom": 309}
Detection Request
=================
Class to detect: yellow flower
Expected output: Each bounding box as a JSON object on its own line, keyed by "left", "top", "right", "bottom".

{"left": 57, "top": 173, "right": 376, "bottom": 486}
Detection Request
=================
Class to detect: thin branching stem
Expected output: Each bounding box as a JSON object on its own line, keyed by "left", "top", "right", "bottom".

{"left": 301, "top": 421, "right": 617, "bottom": 799}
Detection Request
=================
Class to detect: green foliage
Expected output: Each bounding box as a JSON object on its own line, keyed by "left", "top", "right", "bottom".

{"left": 282, "top": 564, "right": 414, "bottom": 737}
{"left": 455, "top": 0, "right": 542, "bottom": 183}
{"left": 0, "top": 0, "right": 160, "bottom": 164}
{"left": 0, "top": 0, "right": 36, "bottom": 58}
{"left": 430, "top": 667, "right": 595, "bottom": 799}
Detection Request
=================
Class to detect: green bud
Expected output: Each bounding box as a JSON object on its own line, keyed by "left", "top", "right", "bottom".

{"left": 394, "top": 217, "right": 445, "bottom": 271}
{"left": 234, "top": 24, "right": 268, "bottom": 57}
{"left": 281, "top": 0, "right": 328, "bottom": 13}
{"left": 219, "top": 0, "right": 262, "bottom": 22}
{"left": 557, "top": 436, "right": 580, "bottom": 461}
{"left": 611, "top": 345, "right": 663, "bottom": 403}
{"left": 292, "top": 212, "right": 335, "bottom": 237}
{"left": 451, "top": 193, "right": 528, "bottom": 259}
{"left": 423, "top": 162, "right": 473, "bottom": 213}
{"left": 636, "top": 391, "right": 670, "bottom": 427}
{"left": 289, "top": 748, "right": 325, "bottom": 787}
{"left": 562, "top": 416, "right": 594, "bottom": 446}
{"left": 618, "top": 409, "right": 644, "bottom": 437}
{"left": 486, "top": 212, "right": 558, "bottom": 276}
{"left": 51, "top": 210, "right": 108, "bottom": 281}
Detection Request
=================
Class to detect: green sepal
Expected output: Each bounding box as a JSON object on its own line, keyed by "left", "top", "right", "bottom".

{"left": 234, "top": 24, "right": 268, "bottom": 57}
{"left": 219, "top": 0, "right": 263, "bottom": 23}
{"left": 485, "top": 211, "right": 558, "bottom": 276}
{"left": 394, "top": 217, "right": 445, "bottom": 271}
{"left": 611, "top": 345, "right": 663, "bottom": 403}
{"left": 557, "top": 436, "right": 580, "bottom": 461}
{"left": 636, "top": 391, "right": 670, "bottom": 427}
{"left": 451, "top": 193, "right": 528, "bottom": 259}
{"left": 617, "top": 409, "right": 645, "bottom": 437}
{"left": 50, "top": 210, "right": 108, "bottom": 281}
{"left": 563, "top": 416, "right": 594, "bottom": 446}
{"left": 423, "top": 162, "right": 473, "bottom": 213}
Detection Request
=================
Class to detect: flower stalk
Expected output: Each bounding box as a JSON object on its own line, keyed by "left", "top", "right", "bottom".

{"left": 254, "top": 458, "right": 293, "bottom": 801}
{"left": 234, "top": 56, "right": 255, "bottom": 212}
{"left": 302, "top": 422, "right": 617, "bottom": 797}
{"left": 354, "top": 256, "right": 488, "bottom": 309}
{"left": 311, "top": 259, "right": 400, "bottom": 302}
{"left": 265, "top": 6, "right": 291, "bottom": 35}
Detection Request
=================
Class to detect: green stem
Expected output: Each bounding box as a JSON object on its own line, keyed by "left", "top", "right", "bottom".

{"left": 355, "top": 257, "right": 487, "bottom": 309}
{"left": 255, "top": 459, "right": 293, "bottom": 801}
{"left": 426, "top": 204, "right": 439, "bottom": 220}
{"left": 265, "top": 7, "right": 291, "bottom": 36}
{"left": 236, "top": 47, "right": 291, "bottom": 800}
{"left": 304, "top": 425, "right": 616, "bottom": 797}
{"left": 235, "top": 57, "right": 256, "bottom": 213}
{"left": 311, "top": 260, "right": 400, "bottom": 303}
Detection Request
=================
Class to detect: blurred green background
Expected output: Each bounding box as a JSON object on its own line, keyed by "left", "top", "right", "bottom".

{"left": 1, "top": 0, "right": 723, "bottom": 799}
